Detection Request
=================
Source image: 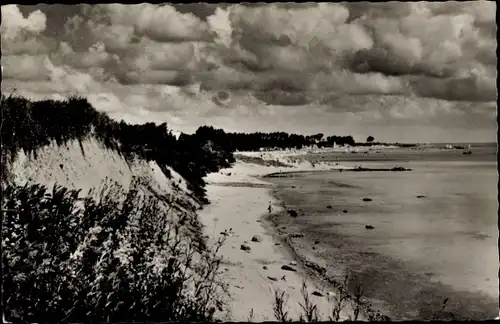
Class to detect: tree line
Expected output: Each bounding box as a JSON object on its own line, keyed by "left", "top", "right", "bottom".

{"left": 1, "top": 95, "right": 360, "bottom": 202}
{"left": 0, "top": 95, "right": 232, "bottom": 203}
{"left": 193, "top": 126, "right": 356, "bottom": 152}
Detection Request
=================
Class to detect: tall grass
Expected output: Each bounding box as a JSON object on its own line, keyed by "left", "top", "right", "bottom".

{"left": 1, "top": 181, "right": 228, "bottom": 322}
{"left": 271, "top": 275, "right": 453, "bottom": 322}
{"left": 298, "top": 282, "right": 319, "bottom": 322}
{"left": 271, "top": 278, "right": 392, "bottom": 322}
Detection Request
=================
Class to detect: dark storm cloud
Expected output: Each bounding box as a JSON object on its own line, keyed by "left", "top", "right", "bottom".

{"left": 171, "top": 3, "right": 227, "bottom": 21}
{"left": 344, "top": 1, "right": 408, "bottom": 23}
{"left": 212, "top": 90, "right": 231, "bottom": 107}
{"left": 349, "top": 48, "right": 452, "bottom": 78}
{"left": 411, "top": 76, "right": 497, "bottom": 103}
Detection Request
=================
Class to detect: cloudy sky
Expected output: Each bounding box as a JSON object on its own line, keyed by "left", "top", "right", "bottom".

{"left": 1, "top": 2, "right": 497, "bottom": 142}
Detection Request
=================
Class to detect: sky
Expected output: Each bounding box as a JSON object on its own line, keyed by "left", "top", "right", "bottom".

{"left": 1, "top": 2, "right": 497, "bottom": 143}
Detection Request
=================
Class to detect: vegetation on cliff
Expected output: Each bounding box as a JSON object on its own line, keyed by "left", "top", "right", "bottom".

{"left": 2, "top": 181, "right": 228, "bottom": 322}
{"left": 0, "top": 94, "right": 233, "bottom": 203}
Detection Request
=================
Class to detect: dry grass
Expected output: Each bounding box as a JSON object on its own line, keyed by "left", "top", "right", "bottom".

{"left": 269, "top": 273, "right": 453, "bottom": 322}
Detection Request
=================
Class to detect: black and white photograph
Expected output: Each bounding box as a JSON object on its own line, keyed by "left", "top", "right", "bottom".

{"left": 1, "top": 1, "right": 498, "bottom": 322}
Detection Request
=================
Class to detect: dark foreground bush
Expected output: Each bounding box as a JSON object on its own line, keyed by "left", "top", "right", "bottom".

{"left": 1, "top": 182, "right": 228, "bottom": 322}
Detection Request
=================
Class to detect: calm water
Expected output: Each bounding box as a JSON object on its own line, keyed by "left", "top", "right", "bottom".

{"left": 267, "top": 146, "right": 498, "bottom": 320}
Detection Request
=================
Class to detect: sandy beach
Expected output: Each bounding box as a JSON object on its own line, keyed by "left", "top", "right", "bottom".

{"left": 198, "top": 145, "right": 499, "bottom": 321}
{"left": 198, "top": 151, "right": 356, "bottom": 322}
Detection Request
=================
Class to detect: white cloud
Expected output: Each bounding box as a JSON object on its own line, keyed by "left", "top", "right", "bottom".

{"left": 1, "top": 2, "right": 496, "bottom": 141}
{"left": 101, "top": 3, "right": 214, "bottom": 42}
{"left": 1, "top": 5, "right": 46, "bottom": 38}
{"left": 1, "top": 5, "right": 54, "bottom": 55}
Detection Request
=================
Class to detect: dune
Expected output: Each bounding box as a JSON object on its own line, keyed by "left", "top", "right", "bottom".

{"left": 8, "top": 136, "right": 194, "bottom": 205}
{"left": 6, "top": 135, "right": 205, "bottom": 253}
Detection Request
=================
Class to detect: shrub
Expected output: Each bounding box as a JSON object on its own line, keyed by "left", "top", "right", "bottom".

{"left": 2, "top": 181, "right": 228, "bottom": 322}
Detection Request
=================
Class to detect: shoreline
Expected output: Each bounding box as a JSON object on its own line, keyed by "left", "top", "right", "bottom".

{"left": 199, "top": 147, "right": 498, "bottom": 321}
{"left": 262, "top": 160, "right": 498, "bottom": 320}
{"left": 259, "top": 174, "right": 386, "bottom": 321}
{"left": 198, "top": 152, "right": 367, "bottom": 321}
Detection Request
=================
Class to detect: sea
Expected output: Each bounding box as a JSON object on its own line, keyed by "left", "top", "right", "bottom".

{"left": 265, "top": 143, "right": 498, "bottom": 320}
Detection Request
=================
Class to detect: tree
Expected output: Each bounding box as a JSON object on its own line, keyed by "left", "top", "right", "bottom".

{"left": 313, "top": 133, "right": 324, "bottom": 143}
{"left": 366, "top": 136, "right": 374, "bottom": 143}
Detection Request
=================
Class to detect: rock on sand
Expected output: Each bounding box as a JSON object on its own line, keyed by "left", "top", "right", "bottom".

{"left": 281, "top": 264, "right": 297, "bottom": 272}
{"left": 251, "top": 235, "right": 263, "bottom": 242}
{"left": 240, "top": 244, "right": 252, "bottom": 251}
